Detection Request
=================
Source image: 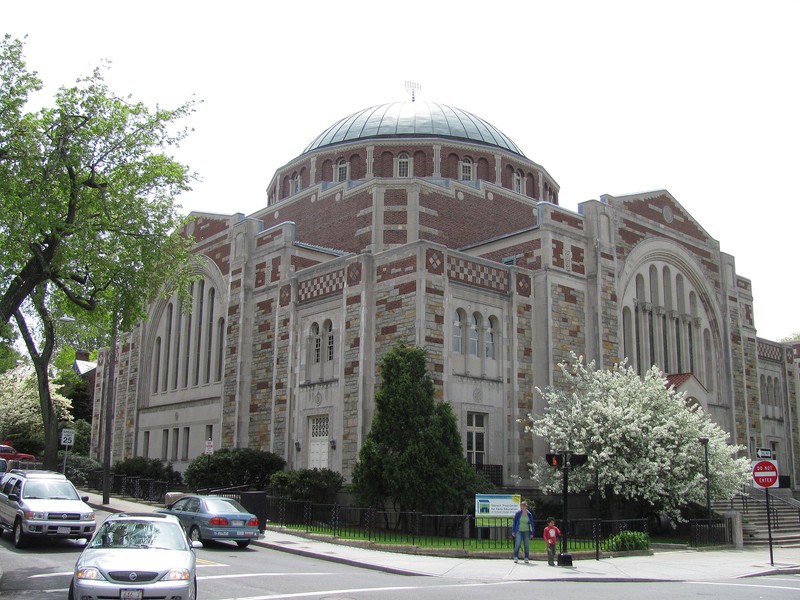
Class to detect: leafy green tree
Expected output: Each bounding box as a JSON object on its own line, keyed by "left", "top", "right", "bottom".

{"left": 352, "top": 344, "right": 488, "bottom": 514}
{"left": 0, "top": 321, "right": 21, "bottom": 373}
{"left": 0, "top": 35, "right": 198, "bottom": 469}
{"left": 780, "top": 333, "right": 800, "bottom": 343}
{"left": 184, "top": 448, "right": 286, "bottom": 491}
{"left": 523, "top": 354, "right": 750, "bottom": 522}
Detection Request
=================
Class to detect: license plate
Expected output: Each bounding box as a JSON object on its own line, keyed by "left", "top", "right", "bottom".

{"left": 231, "top": 520, "right": 244, "bottom": 526}
{"left": 120, "top": 590, "right": 143, "bottom": 600}
{"left": 57, "top": 527, "right": 70, "bottom": 534}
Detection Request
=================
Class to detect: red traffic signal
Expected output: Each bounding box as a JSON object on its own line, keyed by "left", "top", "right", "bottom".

{"left": 546, "top": 453, "right": 563, "bottom": 468}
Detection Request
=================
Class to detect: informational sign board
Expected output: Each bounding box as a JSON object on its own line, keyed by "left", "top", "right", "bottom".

{"left": 475, "top": 493, "right": 521, "bottom": 526}
{"left": 204, "top": 439, "right": 214, "bottom": 455}
{"left": 755, "top": 448, "right": 773, "bottom": 459}
{"left": 752, "top": 459, "right": 779, "bottom": 488}
{"left": 60, "top": 429, "right": 74, "bottom": 446}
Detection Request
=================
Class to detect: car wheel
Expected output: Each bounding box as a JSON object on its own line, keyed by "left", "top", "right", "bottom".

{"left": 68, "top": 579, "right": 75, "bottom": 600}
{"left": 236, "top": 539, "right": 251, "bottom": 548}
{"left": 189, "top": 526, "right": 203, "bottom": 544}
{"left": 13, "top": 519, "right": 28, "bottom": 549}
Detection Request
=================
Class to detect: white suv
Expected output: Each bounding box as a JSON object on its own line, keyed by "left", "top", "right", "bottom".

{"left": 0, "top": 470, "right": 96, "bottom": 548}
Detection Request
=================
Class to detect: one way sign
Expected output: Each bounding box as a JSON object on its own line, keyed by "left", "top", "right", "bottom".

{"left": 756, "top": 448, "right": 773, "bottom": 459}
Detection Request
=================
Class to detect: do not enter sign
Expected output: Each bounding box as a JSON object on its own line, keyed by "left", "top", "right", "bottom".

{"left": 752, "top": 459, "right": 779, "bottom": 488}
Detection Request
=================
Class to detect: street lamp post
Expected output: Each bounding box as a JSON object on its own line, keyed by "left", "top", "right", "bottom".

{"left": 102, "top": 326, "right": 118, "bottom": 505}
{"left": 698, "top": 436, "right": 711, "bottom": 545}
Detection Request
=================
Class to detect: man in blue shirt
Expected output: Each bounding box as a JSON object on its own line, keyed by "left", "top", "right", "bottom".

{"left": 511, "top": 500, "right": 534, "bottom": 563}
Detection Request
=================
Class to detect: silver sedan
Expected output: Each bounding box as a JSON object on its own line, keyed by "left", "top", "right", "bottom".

{"left": 69, "top": 512, "right": 201, "bottom": 600}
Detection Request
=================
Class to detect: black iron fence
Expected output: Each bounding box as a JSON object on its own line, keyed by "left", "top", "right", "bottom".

{"left": 689, "top": 517, "right": 733, "bottom": 547}
{"left": 86, "top": 470, "right": 169, "bottom": 504}
{"left": 243, "top": 494, "right": 650, "bottom": 556}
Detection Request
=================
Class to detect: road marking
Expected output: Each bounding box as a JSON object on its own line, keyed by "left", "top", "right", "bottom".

{"left": 688, "top": 581, "right": 800, "bottom": 591}
{"left": 218, "top": 580, "right": 521, "bottom": 600}
{"left": 201, "top": 572, "right": 333, "bottom": 580}
{"left": 29, "top": 572, "right": 73, "bottom": 578}
{"left": 197, "top": 558, "right": 228, "bottom": 566}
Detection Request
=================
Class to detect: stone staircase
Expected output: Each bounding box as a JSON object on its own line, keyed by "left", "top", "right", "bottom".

{"left": 714, "top": 488, "right": 800, "bottom": 547}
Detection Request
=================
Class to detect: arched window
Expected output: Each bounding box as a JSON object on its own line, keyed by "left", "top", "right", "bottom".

{"left": 469, "top": 313, "right": 480, "bottom": 356}
{"left": 397, "top": 153, "right": 410, "bottom": 178}
{"left": 485, "top": 317, "right": 496, "bottom": 359}
{"left": 193, "top": 280, "right": 205, "bottom": 386}
{"left": 453, "top": 309, "right": 465, "bottom": 354}
{"left": 311, "top": 323, "right": 321, "bottom": 364}
{"left": 324, "top": 320, "right": 334, "bottom": 361}
{"left": 293, "top": 174, "right": 300, "bottom": 194}
{"left": 461, "top": 157, "right": 473, "bottom": 181}
{"left": 204, "top": 287, "right": 215, "bottom": 384}
{"left": 513, "top": 170, "right": 523, "bottom": 193}
{"left": 163, "top": 304, "right": 173, "bottom": 392}
{"left": 152, "top": 337, "right": 162, "bottom": 394}
{"left": 337, "top": 159, "right": 348, "bottom": 182}
{"left": 215, "top": 317, "right": 225, "bottom": 382}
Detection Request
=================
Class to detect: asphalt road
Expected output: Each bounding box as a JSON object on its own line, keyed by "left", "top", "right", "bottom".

{"left": 4, "top": 510, "right": 800, "bottom": 599}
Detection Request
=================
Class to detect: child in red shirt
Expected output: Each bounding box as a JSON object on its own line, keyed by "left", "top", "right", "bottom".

{"left": 543, "top": 517, "right": 561, "bottom": 566}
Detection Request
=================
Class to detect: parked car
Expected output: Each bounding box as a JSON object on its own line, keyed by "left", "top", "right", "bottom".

{"left": 0, "top": 445, "right": 36, "bottom": 463}
{"left": 0, "top": 469, "right": 96, "bottom": 548}
{"left": 69, "top": 512, "right": 200, "bottom": 600}
{"left": 0, "top": 458, "right": 7, "bottom": 473}
{"left": 158, "top": 494, "right": 260, "bottom": 548}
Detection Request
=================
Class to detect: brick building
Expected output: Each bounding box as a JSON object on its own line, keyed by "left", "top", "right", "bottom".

{"left": 92, "top": 100, "right": 799, "bottom": 490}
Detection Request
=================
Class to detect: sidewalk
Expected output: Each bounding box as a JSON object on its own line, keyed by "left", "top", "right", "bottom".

{"left": 83, "top": 491, "right": 800, "bottom": 582}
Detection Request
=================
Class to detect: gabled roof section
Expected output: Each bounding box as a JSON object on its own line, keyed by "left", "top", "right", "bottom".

{"left": 600, "top": 190, "right": 716, "bottom": 244}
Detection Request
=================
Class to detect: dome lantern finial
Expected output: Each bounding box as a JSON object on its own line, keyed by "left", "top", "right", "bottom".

{"left": 405, "top": 81, "right": 421, "bottom": 102}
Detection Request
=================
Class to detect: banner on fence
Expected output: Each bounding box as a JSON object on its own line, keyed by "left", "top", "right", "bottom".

{"left": 475, "top": 493, "right": 521, "bottom": 526}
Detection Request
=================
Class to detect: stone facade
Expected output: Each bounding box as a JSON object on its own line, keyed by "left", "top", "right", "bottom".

{"left": 91, "top": 101, "right": 800, "bottom": 490}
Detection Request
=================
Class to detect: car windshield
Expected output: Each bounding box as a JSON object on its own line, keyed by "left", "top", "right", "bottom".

{"left": 22, "top": 481, "right": 80, "bottom": 500}
{"left": 204, "top": 498, "right": 247, "bottom": 514}
{"left": 90, "top": 519, "right": 187, "bottom": 550}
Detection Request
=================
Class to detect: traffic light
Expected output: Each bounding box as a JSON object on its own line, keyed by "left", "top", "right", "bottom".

{"left": 545, "top": 453, "right": 563, "bottom": 468}
{"left": 570, "top": 453, "right": 588, "bottom": 468}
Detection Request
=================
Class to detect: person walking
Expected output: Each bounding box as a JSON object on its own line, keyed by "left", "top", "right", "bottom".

{"left": 543, "top": 517, "right": 561, "bottom": 566}
{"left": 511, "top": 500, "right": 534, "bottom": 563}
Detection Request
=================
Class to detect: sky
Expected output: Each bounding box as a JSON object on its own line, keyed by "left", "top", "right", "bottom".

{"left": 4, "top": 1, "right": 799, "bottom": 342}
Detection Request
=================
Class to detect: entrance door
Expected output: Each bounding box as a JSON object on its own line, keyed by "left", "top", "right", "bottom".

{"left": 309, "top": 415, "right": 329, "bottom": 469}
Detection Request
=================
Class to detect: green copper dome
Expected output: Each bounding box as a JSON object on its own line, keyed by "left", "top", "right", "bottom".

{"left": 303, "top": 101, "right": 525, "bottom": 157}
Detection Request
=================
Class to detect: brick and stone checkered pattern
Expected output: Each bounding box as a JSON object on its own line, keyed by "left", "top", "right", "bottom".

{"left": 298, "top": 268, "right": 346, "bottom": 303}
{"left": 447, "top": 256, "right": 509, "bottom": 293}
{"left": 758, "top": 340, "right": 785, "bottom": 363}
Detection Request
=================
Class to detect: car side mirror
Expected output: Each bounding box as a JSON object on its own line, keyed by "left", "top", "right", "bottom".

{"left": 8, "top": 493, "right": 18, "bottom": 502}
{"left": 81, "top": 496, "right": 89, "bottom": 502}
{"left": 191, "top": 540, "right": 203, "bottom": 549}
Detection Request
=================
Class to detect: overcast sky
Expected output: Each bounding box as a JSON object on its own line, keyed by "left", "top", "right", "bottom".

{"left": 5, "top": 1, "right": 798, "bottom": 341}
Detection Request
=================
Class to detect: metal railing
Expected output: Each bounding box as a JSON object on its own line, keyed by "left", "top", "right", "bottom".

{"left": 251, "top": 495, "right": 650, "bottom": 557}
{"left": 689, "top": 517, "right": 733, "bottom": 547}
{"left": 86, "top": 470, "right": 169, "bottom": 504}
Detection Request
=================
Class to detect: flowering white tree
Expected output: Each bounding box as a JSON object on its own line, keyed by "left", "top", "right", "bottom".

{"left": 0, "top": 365, "right": 72, "bottom": 445}
{"left": 524, "top": 354, "right": 750, "bottom": 522}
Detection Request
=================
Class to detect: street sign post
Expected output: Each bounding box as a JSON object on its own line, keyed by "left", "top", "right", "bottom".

{"left": 752, "top": 459, "right": 778, "bottom": 566}
{"left": 60, "top": 428, "right": 75, "bottom": 475}
{"left": 204, "top": 439, "right": 214, "bottom": 493}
